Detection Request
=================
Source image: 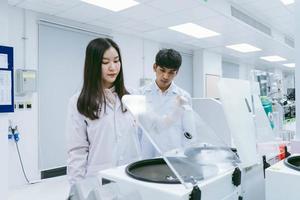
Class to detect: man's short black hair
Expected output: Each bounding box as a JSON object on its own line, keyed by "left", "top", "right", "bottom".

{"left": 155, "top": 49, "right": 182, "bottom": 70}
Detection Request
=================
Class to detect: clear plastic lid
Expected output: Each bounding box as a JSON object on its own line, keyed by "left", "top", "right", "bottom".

{"left": 218, "top": 78, "right": 259, "bottom": 167}
{"left": 122, "top": 95, "right": 240, "bottom": 189}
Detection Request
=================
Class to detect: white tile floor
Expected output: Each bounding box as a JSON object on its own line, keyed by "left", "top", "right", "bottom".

{"left": 8, "top": 176, "right": 70, "bottom": 200}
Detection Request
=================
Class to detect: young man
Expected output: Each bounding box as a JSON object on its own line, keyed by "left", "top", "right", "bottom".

{"left": 138, "top": 48, "right": 193, "bottom": 158}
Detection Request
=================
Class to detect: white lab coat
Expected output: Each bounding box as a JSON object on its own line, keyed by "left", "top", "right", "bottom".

{"left": 66, "top": 92, "right": 141, "bottom": 185}
{"left": 137, "top": 81, "right": 192, "bottom": 158}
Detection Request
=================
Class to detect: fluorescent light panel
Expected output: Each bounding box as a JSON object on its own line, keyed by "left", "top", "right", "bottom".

{"left": 260, "top": 56, "right": 287, "bottom": 62}
{"left": 283, "top": 63, "right": 295, "bottom": 68}
{"left": 169, "top": 23, "right": 220, "bottom": 39}
{"left": 226, "top": 43, "right": 261, "bottom": 53}
{"left": 80, "top": 0, "right": 139, "bottom": 12}
{"left": 280, "top": 0, "right": 295, "bottom": 5}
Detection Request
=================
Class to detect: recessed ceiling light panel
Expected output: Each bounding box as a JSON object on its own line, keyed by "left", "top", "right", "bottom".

{"left": 283, "top": 63, "right": 295, "bottom": 68}
{"left": 81, "top": 0, "right": 139, "bottom": 12}
{"left": 226, "top": 43, "right": 262, "bottom": 53}
{"left": 260, "top": 56, "right": 287, "bottom": 62}
{"left": 169, "top": 23, "right": 220, "bottom": 39}
{"left": 280, "top": 0, "right": 295, "bottom": 5}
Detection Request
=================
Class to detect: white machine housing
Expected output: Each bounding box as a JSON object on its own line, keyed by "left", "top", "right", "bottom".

{"left": 98, "top": 165, "right": 239, "bottom": 200}
{"left": 265, "top": 156, "right": 300, "bottom": 200}
{"left": 192, "top": 97, "right": 266, "bottom": 200}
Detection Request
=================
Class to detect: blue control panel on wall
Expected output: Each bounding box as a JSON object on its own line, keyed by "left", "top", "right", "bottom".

{"left": 0, "top": 46, "right": 14, "bottom": 113}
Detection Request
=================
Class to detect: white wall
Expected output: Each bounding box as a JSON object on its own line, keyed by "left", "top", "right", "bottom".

{"left": 115, "top": 36, "right": 160, "bottom": 85}
{"left": 0, "top": 117, "right": 8, "bottom": 200}
{"left": 0, "top": 0, "right": 8, "bottom": 44}
{"left": 143, "top": 40, "right": 160, "bottom": 80}
{"left": 38, "top": 23, "right": 100, "bottom": 170}
{"left": 0, "top": 0, "right": 9, "bottom": 199}
{"left": 193, "top": 50, "right": 204, "bottom": 97}
{"left": 193, "top": 50, "right": 222, "bottom": 97}
{"left": 239, "top": 64, "right": 253, "bottom": 80}
{"left": 6, "top": 5, "right": 193, "bottom": 187}
{"left": 174, "top": 53, "right": 193, "bottom": 95}
{"left": 114, "top": 33, "right": 145, "bottom": 89}
{"left": 203, "top": 51, "right": 222, "bottom": 76}
{"left": 6, "top": 8, "right": 40, "bottom": 188}
{"left": 222, "top": 61, "right": 239, "bottom": 79}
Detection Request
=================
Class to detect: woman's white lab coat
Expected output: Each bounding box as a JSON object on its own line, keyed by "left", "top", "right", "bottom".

{"left": 66, "top": 93, "right": 141, "bottom": 185}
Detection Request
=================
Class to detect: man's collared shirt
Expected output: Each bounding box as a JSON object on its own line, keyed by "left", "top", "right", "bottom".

{"left": 137, "top": 81, "right": 192, "bottom": 158}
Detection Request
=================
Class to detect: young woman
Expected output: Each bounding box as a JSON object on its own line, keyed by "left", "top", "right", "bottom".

{"left": 66, "top": 38, "right": 140, "bottom": 185}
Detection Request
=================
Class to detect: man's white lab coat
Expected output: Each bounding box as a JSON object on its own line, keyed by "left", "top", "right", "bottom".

{"left": 137, "top": 81, "right": 192, "bottom": 158}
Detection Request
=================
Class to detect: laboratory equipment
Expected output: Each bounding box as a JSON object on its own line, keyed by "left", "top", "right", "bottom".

{"left": 68, "top": 176, "right": 142, "bottom": 200}
{"left": 98, "top": 95, "right": 242, "bottom": 200}
{"left": 260, "top": 97, "right": 274, "bottom": 129}
{"left": 218, "top": 78, "right": 284, "bottom": 200}
{"left": 266, "top": 155, "right": 300, "bottom": 200}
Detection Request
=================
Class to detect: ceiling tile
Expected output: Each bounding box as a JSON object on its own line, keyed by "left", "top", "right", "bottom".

{"left": 175, "top": 5, "right": 219, "bottom": 21}
{"left": 183, "top": 39, "right": 220, "bottom": 49}
{"left": 18, "top": 1, "right": 61, "bottom": 15}
{"left": 18, "top": 0, "right": 80, "bottom": 15}
{"left": 194, "top": 15, "right": 249, "bottom": 36}
{"left": 143, "top": 13, "right": 192, "bottom": 28}
{"left": 229, "top": 0, "right": 256, "bottom": 4}
{"left": 143, "top": 29, "right": 194, "bottom": 43}
{"left": 131, "top": 23, "right": 161, "bottom": 32}
{"left": 117, "top": 4, "right": 165, "bottom": 21}
{"left": 118, "top": 19, "right": 143, "bottom": 28}
{"left": 233, "top": 0, "right": 295, "bottom": 37}
{"left": 145, "top": 0, "right": 200, "bottom": 13}
{"left": 87, "top": 20, "right": 118, "bottom": 30}
{"left": 97, "top": 14, "right": 131, "bottom": 25}
{"left": 56, "top": 3, "right": 113, "bottom": 23}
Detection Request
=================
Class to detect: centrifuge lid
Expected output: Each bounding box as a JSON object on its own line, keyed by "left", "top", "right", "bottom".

{"left": 122, "top": 95, "right": 240, "bottom": 189}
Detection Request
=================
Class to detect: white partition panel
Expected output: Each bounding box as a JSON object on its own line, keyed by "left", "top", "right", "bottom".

{"left": 38, "top": 22, "right": 106, "bottom": 170}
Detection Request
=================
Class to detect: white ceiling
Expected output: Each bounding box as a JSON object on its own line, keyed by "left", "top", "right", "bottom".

{"left": 8, "top": 0, "right": 296, "bottom": 72}
{"left": 230, "top": 0, "right": 295, "bottom": 38}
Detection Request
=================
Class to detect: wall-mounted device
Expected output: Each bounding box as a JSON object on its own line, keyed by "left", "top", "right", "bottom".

{"left": 16, "top": 69, "right": 37, "bottom": 96}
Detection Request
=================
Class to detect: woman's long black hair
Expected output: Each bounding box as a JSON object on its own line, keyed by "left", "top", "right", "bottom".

{"left": 77, "top": 38, "right": 128, "bottom": 120}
